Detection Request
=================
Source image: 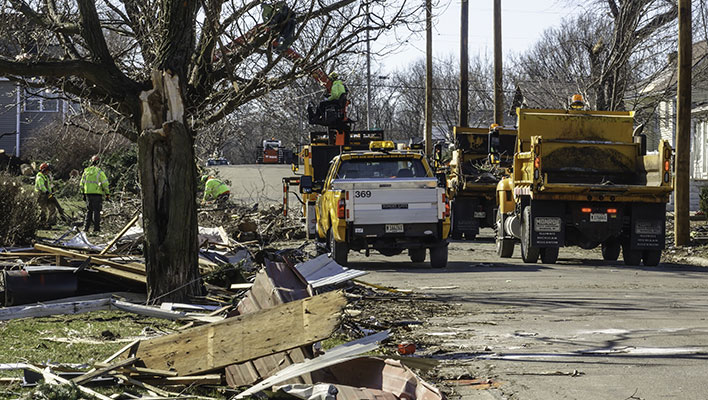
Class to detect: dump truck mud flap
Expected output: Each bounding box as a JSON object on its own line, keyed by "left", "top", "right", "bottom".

{"left": 530, "top": 200, "right": 565, "bottom": 247}
{"left": 630, "top": 203, "right": 665, "bottom": 250}
{"left": 305, "top": 202, "right": 317, "bottom": 239}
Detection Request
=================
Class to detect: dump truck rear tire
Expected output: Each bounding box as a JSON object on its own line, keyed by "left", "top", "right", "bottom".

{"left": 601, "top": 239, "right": 621, "bottom": 261}
{"left": 521, "top": 206, "right": 540, "bottom": 263}
{"left": 540, "top": 247, "right": 559, "bottom": 264}
{"left": 622, "top": 243, "right": 641, "bottom": 266}
{"left": 329, "top": 229, "right": 348, "bottom": 266}
{"left": 408, "top": 248, "right": 426, "bottom": 263}
{"left": 429, "top": 245, "right": 448, "bottom": 268}
{"left": 642, "top": 250, "right": 661, "bottom": 266}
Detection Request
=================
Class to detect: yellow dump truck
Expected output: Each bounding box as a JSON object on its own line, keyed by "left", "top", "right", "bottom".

{"left": 447, "top": 126, "right": 516, "bottom": 240}
{"left": 494, "top": 108, "right": 673, "bottom": 266}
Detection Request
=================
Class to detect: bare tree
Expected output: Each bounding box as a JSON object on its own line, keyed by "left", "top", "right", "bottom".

{"left": 0, "top": 0, "right": 423, "bottom": 302}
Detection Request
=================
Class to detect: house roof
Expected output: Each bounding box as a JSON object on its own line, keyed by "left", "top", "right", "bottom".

{"left": 639, "top": 40, "right": 708, "bottom": 96}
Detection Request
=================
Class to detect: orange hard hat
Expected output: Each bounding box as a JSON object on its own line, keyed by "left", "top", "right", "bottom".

{"left": 572, "top": 94, "right": 584, "bottom": 103}
{"left": 39, "top": 162, "right": 49, "bottom": 171}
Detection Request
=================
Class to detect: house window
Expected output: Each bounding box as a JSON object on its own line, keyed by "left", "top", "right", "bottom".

{"left": 24, "top": 92, "right": 60, "bottom": 112}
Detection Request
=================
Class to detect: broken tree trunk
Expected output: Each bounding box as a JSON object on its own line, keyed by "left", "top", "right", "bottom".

{"left": 138, "top": 70, "right": 201, "bottom": 303}
{"left": 130, "top": 290, "right": 347, "bottom": 375}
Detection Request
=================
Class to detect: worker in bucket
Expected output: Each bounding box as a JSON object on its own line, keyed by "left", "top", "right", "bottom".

{"left": 80, "top": 155, "right": 110, "bottom": 233}
{"left": 308, "top": 72, "right": 348, "bottom": 126}
{"left": 34, "top": 162, "right": 58, "bottom": 227}
{"left": 201, "top": 175, "right": 231, "bottom": 206}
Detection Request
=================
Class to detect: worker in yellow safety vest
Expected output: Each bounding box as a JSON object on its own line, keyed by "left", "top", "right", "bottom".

{"left": 327, "top": 72, "right": 347, "bottom": 101}
{"left": 35, "top": 162, "right": 58, "bottom": 227}
{"left": 80, "top": 155, "right": 110, "bottom": 233}
{"left": 202, "top": 175, "right": 231, "bottom": 206}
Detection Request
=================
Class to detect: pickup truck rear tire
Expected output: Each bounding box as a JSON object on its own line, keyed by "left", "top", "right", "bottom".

{"left": 521, "top": 206, "right": 540, "bottom": 263}
{"left": 408, "top": 248, "right": 426, "bottom": 263}
{"left": 540, "top": 247, "right": 559, "bottom": 264}
{"left": 622, "top": 243, "right": 641, "bottom": 266}
{"left": 429, "top": 245, "right": 448, "bottom": 268}
{"left": 496, "top": 237, "right": 514, "bottom": 258}
{"left": 642, "top": 250, "right": 661, "bottom": 266}
{"left": 601, "top": 239, "right": 621, "bottom": 261}
{"left": 328, "top": 229, "right": 348, "bottom": 266}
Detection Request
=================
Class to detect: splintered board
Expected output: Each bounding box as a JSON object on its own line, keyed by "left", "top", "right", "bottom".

{"left": 133, "top": 290, "right": 347, "bottom": 375}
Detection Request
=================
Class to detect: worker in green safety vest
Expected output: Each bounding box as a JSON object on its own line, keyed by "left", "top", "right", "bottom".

{"left": 202, "top": 175, "right": 231, "bottom": 206}
{"left": 35, "top": 162, "right": 58, "bottom": 227}
{"left": 80, "top": 155, "right": 110, "bottom": 233}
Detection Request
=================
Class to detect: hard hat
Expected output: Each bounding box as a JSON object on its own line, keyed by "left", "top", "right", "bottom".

{"left": 571, "top": 94, "right": 584, "bottom": 103}
{"left": 201, "top": 175, "right": 210, "bottom": 183}
{"left": 489, "top": 123, "right": 500, "bottom": 131}
{"left": 328, "top": 72, "right": 339, "bottom": 80}
{"left": 39, "top": 162, "right": 49, "bottom": 172}
{"left": 90, "top": 155, "right": 100, "bottom": 164}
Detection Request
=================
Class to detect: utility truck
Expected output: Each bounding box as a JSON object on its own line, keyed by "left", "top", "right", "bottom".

{"left": 447, "top": 126, "right": 516, "bottom": 240}
{"left": 494, "top": 107, "right": 673, "bottom": 266}
{"left": 297, "top": 140, "right": 450, "bottom": 267}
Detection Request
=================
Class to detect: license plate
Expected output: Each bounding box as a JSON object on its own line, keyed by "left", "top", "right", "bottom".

{"left": 385, "top": 224, "right": 404, "bottom": 233}
{"left": 473, "top": 211, "right": 486, "bottom": 218}
{"left": 590, "top": 213, "right": 608, "bottom": 222}
{"left": 534, "top": 217, "right": 561, "bottom": 232}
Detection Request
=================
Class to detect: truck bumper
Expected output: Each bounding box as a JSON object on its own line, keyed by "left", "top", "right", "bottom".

{"left": 347, "top": 223, "right": 446, "bottom": 251}
{"left": 528, "top": 200, "right": 665, "bottom": 250}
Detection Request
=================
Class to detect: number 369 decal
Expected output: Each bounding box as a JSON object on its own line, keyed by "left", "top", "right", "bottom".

{"left": 354, "top": 190, "right": 372, "bottom": 198}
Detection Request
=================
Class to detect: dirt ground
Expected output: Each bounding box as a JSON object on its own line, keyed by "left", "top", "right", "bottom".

{"left": 219, "top": 163, "right": 708, "bottom": 400}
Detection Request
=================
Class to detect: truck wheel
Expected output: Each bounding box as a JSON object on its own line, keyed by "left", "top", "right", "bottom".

{"left": 329, "top": 229, "right": 348, "bottom": 266}
{"left": 642, "top": 250, "right": 662, "bottom": 266}
{"left": 429, "top": 245, "right": 448, "bottom": 269}
{"left": 540, "top": 247, "right": 559, "bottom": 264}
{"left": 601, "top": 239, "right": 621, "bottom": 261}
{"left": 496, "top": 237, "right": 514, "bottom": 258}
{"left": 408, "top": 248, "right": 426, "bottom": 263}
{"left": 622, "top": 243, "right": 641, "bottom": 266}
{"left": 521, "top": 206, "right": 539, "bottom": 263}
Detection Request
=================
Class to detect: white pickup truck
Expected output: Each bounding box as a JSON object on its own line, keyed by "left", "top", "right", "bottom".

{"left": 309, "top": 141, "right": 451, "bottom": 268}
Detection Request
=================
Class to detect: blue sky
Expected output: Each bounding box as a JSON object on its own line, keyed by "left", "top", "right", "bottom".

{"left": 374, "top": 0, "right": 588, "bottom": 72}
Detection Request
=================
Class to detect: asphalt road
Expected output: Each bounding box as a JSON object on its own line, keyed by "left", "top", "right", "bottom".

{"left": 218, "top": 164, "right": 708, "bottom": 400}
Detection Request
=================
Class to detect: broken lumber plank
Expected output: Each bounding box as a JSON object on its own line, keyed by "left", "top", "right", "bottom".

{"left": 115, "top": 366, "right": 178, "bottom": 377}
{"left": 100, "top": 213, "right": 140, "bottom": 255}
{"left": 139, "top": 374, "right": 222, "bottom": 386}
{"left": 24, "top": 364, "right": 113, "bottom": 400}
{"left": 0, "top": 298, "right": 111, "bottom": 321}
{"left": 72, "top": 357, "right": 138, "bottom": 385}
{"left": 91, "top": 265, "right": 147, "bottom": 284}
{"left": 131, "top": 290, "right": 347, "bottom": 376}
{"left": 34, "top": 244, "right": 145, "bottom": 275}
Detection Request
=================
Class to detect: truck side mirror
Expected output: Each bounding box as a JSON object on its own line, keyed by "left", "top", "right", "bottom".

{"left": 436, "top": 172, "right": 446, "bottom": 188}
{"left": 488, "top": 130, "right": 500, "bottom": 164}
{"left": 299, "top": 175, "right": 313, "bottom": 194}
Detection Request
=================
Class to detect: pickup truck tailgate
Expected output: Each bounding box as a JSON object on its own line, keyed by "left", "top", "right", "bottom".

{"left": 332, "top": 178, "right": 442, "bottom": 225}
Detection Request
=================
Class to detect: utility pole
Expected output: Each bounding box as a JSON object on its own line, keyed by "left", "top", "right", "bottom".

{"left": 493, "top": 0, "right": 503, "bottom": 125}
{"left": 459, "top": 0, "right": 469, "bottom": 127}
{"left": 675, "top": 0, "right": 692, "bottom": 246}
{"left": 424, "top": 0, "right": 433, "bottom": 157}
{"left": 366, "top": 2, "right": 371, "bottom": 130}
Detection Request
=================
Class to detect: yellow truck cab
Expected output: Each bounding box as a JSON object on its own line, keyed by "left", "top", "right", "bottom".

{"left": 306, "top": 141, "right": 451, "bottom": 268}
{"left": 495, "top": 106, "right": 673, "bottom": 266}
{"left": 447, "top": 125, "right": 516, "bottom": 240}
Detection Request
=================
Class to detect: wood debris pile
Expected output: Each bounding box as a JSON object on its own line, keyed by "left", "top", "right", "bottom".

{"left": 0, "top": 246, "right": 447, "bottom": 399}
